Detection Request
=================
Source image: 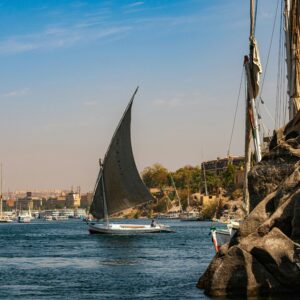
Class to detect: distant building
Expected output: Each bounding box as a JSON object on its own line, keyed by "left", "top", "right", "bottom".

{"left": 65, "top": 192, "right": 81, "bottom": 208}
{"left": 191, "top": 193, "right": 201, "bottom": 201}
{"left": 200, "top": 195, "right": 218, "bottom": 207}
{"left": 46, "top": 194, "right": 66, "bottom": 208}
{"left": 17, "top": 192, "right": 43, "bottom": 210}
{"left": 202, "top": 156, "right": 244, "bottom": 175}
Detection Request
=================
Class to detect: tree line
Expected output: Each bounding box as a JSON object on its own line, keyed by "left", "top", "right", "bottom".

{"left": 141, "top": 163, "right": 238, "bottom": 195}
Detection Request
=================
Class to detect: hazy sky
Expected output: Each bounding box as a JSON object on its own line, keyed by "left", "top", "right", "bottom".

{"left": 0, "top": 0, "right": 282, "bottom": 192}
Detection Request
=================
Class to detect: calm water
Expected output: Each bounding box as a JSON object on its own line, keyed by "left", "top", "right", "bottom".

{"left": 0, "top": 219, "right": 214, "bottom": 299}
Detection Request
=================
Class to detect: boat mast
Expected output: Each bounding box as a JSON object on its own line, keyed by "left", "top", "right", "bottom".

{"left": 99, "top": 159, "right": 109, "bottom": 226}
{"left": 162, "top": 186, "right": 172, "bottom": 210}
{"left": 284, "top": 0, "right": 300, "bottom": 120}
{"left": 246, "top": 0, "right": 262, "bottom": 163}
{"left": 101, "top": 175, "right": 109, "bottom": 226}
{"left": 243, "top": 0, "right": 263, "bottom": 215}
{"left": 202, "top": 162, "right": 208, "bottom": 196}
{"left": 170, "top": 175, "right": 182, "bottom": 212}
{"left": 187, "top": 184, "right": 190, "bottom": 210}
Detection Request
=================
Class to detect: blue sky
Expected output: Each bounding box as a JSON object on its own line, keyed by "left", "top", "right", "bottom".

{"left": 0, "top": 0, "right": 282, "bottom": 192}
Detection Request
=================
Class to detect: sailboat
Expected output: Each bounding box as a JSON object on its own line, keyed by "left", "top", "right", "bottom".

{"left": 179, "top": 184, "right": 202, "bottom": 221}
{"left": 88, "top": 87, "right": 172, "bottom": 234}
{"left": 211, "top": 0, "right": 300, "bottom": 252}
{"left": 17, "top": 203, "right": 31, "bottom": 223}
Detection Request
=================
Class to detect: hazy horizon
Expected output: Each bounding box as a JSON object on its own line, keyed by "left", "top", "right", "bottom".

{"left": 0, "top": 0, "right": 283, "bottom": 192}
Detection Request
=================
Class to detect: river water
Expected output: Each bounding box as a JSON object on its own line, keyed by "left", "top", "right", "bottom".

{"left": 0, "top": 219, "right": 215, "bottom": 299}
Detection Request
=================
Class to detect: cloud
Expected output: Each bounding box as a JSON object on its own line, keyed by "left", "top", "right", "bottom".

{"left": 2, "top": 88, "right": 30, "bottom": 97}
{"left": 0, "top": 24, "right": 131, "bottom": 54}
{"left": 75, "top": 20, "right": 104, "bottom": 29}
{"left": 0, "top": 1, "right": 238, "bottom": 56}
{"left": 127, "top": 2, "right": 144, "bottom": 8}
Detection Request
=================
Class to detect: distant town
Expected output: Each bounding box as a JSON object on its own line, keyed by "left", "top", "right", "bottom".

{"left": 2, "top": 188, "right": 93, "bottom": 211}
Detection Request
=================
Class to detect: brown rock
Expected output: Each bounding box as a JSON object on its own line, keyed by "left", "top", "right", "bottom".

{"left": 198, "top": 111, "right": 300, "bottom": 296}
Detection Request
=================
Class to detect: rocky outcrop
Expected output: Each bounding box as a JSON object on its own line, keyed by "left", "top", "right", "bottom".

{"left": 198, "top": 112, "right": 300, "bottom": 297}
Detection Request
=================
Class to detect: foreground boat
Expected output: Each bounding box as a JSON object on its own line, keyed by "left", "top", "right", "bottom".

{"left": 210, "top": 221, "right": 240, "bottom": 252}
{"left": 88, "top": 87, "right": 172, "bottom": 235}
{"left": 88, "top": 222, "right": 173, "bottom": 234}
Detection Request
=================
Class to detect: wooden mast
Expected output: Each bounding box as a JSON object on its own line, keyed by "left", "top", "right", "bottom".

{"left": 243, "top": 0, "right": 262, "bottom": 215}
{"left": 284, "top": 0, "right": 300, "bottom": 120}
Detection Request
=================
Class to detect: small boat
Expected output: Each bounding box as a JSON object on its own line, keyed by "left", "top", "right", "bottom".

{"left": 157, "top": 212, "right": 180, "bottom": 219}
{"left": 88, "top": 87, "right": 172, "bottom": 235}
{"left": 179, "top": 211, "right": 202, "bottom": 221}
{"left": 44, "top": 215, "right": 53, "bottom": 221}
{"left": 210, "top": 221, "right": 240, "bottom": 252}
{"left": 17, "top": 213, "right": 31, "bottom": 223}
{"left": 17, "top": 203, "right": 32, "bottom": 223}
{"left": 179, "top": 185, "right": 202, "bottom": 221}
{"left": 0, "top": 218, "right": 13, "bottom": 223}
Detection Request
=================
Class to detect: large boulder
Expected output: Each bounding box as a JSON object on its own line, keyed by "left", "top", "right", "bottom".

{"left": 198, "top": 112, "right": 300, "bottom": 297}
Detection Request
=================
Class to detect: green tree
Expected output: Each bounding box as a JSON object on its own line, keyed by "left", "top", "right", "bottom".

{"left": 205, "top": 171, "right": 222, "bottom": 194}
{"left": 171, "top": 165, "right": 201, "bottom": 192}
{"left": 222, "top": 164, "right": 236, "bottom": 190}
{"left": 155, "top": 197, "right": 169, "bottom": 213}
{"left": 141, "top": 163, "right": 169, "bottom": 188}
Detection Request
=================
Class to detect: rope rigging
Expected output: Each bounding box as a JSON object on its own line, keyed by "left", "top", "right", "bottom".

{"left": 257, "top": 0, "right": 280, "bottom": 134}
{"left": 258, "top": 0, "right": 280, "bottom": 104}
{"left": 227, "top": 66, "right": 244, "bottom": 157}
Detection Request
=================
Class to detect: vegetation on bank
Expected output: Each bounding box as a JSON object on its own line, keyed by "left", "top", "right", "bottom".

{"left": 141, "top": 163, "right": 238, "bottom": 195}
{"left": 119, "top": 163, "right": 243, "bottom": 220}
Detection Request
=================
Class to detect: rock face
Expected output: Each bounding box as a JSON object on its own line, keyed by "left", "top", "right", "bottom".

{"left": 198, "top": 112, "right": 300, "bottom": 297}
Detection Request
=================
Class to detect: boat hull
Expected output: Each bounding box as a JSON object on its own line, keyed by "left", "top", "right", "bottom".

{"left": 17, "top": 216, "right": 31, "bottom": 223}
{"left": 0, "top": 219, "right": 13, "bottom": 223}
{"left": 179, "top": 212, "right": 202, "bottom": 221}
{"left": 180, "top": 217, "right": 201, "bottom": 221}
{"left": 211, "top": 229, "right": 231, "bottom": 252}
{"left": 88, "top": 223, "right": 173, "bottom": 235}
{"left": 211, "top": 222, "right": 240, "bottom": 252}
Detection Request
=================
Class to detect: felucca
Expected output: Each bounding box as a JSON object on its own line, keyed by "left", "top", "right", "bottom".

{"left": 88, "top": 87, "right": 172, "bottom": 234}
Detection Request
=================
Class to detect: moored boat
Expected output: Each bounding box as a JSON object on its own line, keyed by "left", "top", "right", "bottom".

{"left": 210, "top": 221, "right": 240, "bottom": 252}
{"left": 179, "top": 211, "right": 202, "bottom": 221}
{"left": 17, "top": 213, "right": 31, "bottom": 223}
